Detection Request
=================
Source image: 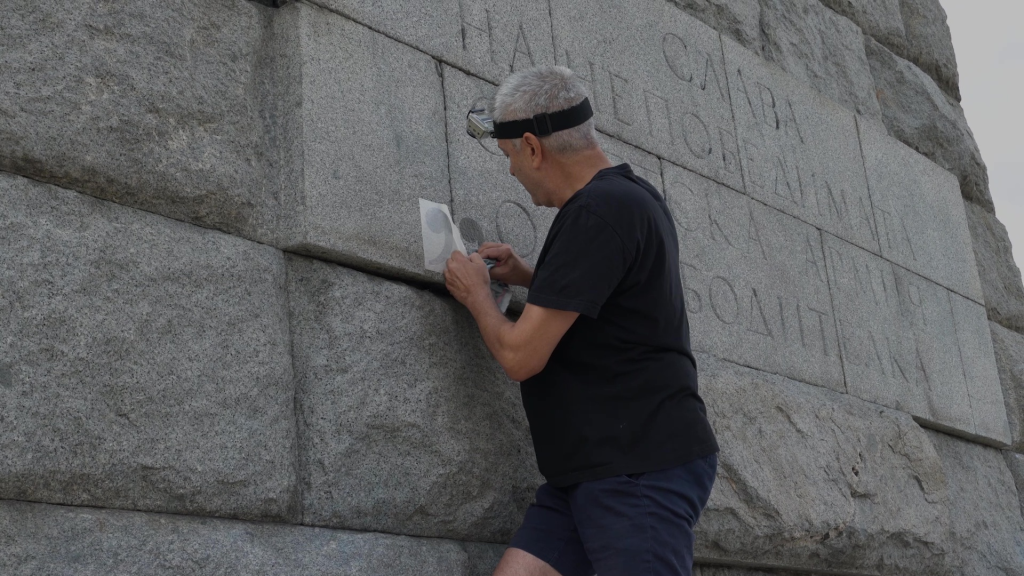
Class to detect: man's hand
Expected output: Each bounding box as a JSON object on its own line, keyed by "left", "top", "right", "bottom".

{"left": 444, "top": 251, "right": 491, "bottom": 307}
{"left": 478, "top": 242, "right": 534, "bottom": 287}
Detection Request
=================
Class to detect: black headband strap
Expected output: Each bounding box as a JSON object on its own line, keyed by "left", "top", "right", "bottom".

{"left": 492, "top": 98, "right": 594, "bottom": 139}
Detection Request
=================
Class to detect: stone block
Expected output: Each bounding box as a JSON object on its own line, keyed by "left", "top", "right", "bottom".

{"left": 865, "top": 37, "right": 991, "bottom": 211}
{"left": 819, "top": 0, "right": 907, "bottom": 54}
{"left": 663, "top": 161, "right": 844, "bottom": 391}
{"left": 287, "top": 255, "right": 542, "bottom": 542}
{"left": 724, "top": 38, "right": 880, "bottom": 255}
{"left": 927, "top": 431, "right": 1024, "bottom": 575}
{"left": 549, "top": 0, "right": 744, "bottom": 192}
{"left": 898, "top": 0, "right": 960, "bottom": 100}
{"left": 0, "top": 500, "right": 502, "bottom": 576}
{"left": 0, "top": 174, "right": 297, "bottom": 521}
{"left": 858, "top": 117, "right": 983, "bottom": 303}
{"left": 667, "top": 0, "right": 762, "bottom": 55}
{"left": 0, "top": 0, "right": 277, "bottom": 241}
{"left": 759, "top": 0, "right": 882, "bottom": 119}
{"left": 695, "top": 353, "right": 951, "bottom": 576}
{"left": 271, "top": 3, "right": 452, "bottom": 283}
{"left": 442, "top": 65, "right": 556, "bottom": 268}
{"left": 310, "top": 0, "right": 556, "bottom": 85}
{"left": 991, "top": 322, "right": 1024, "bottom": 451}
{"left": 966, "top": 201, "right": 1024, "bottom": 332}
{"left": 823, "top": 233, "right": 1009, "bottom": 445}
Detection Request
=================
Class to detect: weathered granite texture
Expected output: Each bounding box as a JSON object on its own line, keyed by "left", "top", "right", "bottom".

{"left": 270, "top": 3, "right": 452, "bottom": 282}
{"left": 724, "top": 38, "right": 879, "bottom": 255}
{"left": 664, "top": 162, "right": 844, "bottom": 391}
{"left": 1006, "top": 452, "right": 1024, "bottom": 519}
{"left": 991, "top": 322, "right": 1024, "bottom": 451}
{"left": 668, "top": 0, "right": 762, "bottom": 55}
{"left": 0, "top": 500, "right": 505, "bottom": 576}
{"left": 759, "top": 0, "right": 882, "bottom": 119}
{"left": 308, "top": 0, "right": 556, "bottom": 85}
{"left": 865, "top": 37, "right": 991, "bottom": 212}
{"left": 898, "top": 0, "right": 960, "bottom": 101}
{"left": 0, "top": 173, "right": 298, "bottom": 522}
{"left": 823, "top": 233, "right": 1010, "bottom": 446}
{"left": 819, "top": 0, "right": 907, "bottom": 54}
{"left": 966, "top": 201, "right": 1024, "bottom": 332}
{"left": 0, "top": 0, "right": 277, "bottom": 241}
{"left": 927, "top": 431, "right": 1024, "bottom": 575}
{"left": 287, "top": 255, "right": 542, "bottom": 542}
{"left": 550, "top": 0, "right": 744, "bottom": 192}
{"left": 858, "top": 117, "right": 982, "bottom": 303}
{"left": 695, "top": 353, "right": 951, "bottom": 576}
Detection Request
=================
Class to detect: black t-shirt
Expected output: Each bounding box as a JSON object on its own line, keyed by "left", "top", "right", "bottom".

{"left": 522, "top": 163, "right": 718, "bottom": 487}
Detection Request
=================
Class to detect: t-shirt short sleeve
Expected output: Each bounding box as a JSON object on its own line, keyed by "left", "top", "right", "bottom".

{"left": 527, "top": 206, "right": 632, "bottom": 318}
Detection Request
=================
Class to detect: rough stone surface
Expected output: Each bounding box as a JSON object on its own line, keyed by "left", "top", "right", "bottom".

{"left": 442, "top": 65, "right": 556, "bottom": 269}
{"left": 0, "top": 500, "right": 504, "bottom": 576}
{"left": 898, "top": 0, "right": 960, "bottom": 101}
{"left": 287, "top": 255, "right": 542, "bottom": 542}
{"left": 991, "top": 322, "right": 1024, "bottom": 451}
{"left": 0, "top": 173, "right": 297, "bottom": 522}
{"left": 858, "top": 117, "right": 983, "bottom": 303}
{"left": 0, "top": 0, "right": 277, "bottom": 241}
{"left": 927, "top": 431, "right": 1024, "bottom": 575}
{"left": 308, "top": 0, "right": 556, "bottom": 86}
{"left": 823, "top": 233, "right": 1010, "bottom": 445}
{"left": 695, "top": 353, "right": 951, "bottom": 576}
{"left": 819, "top": 0, "right": 907, "bottom": 54}
{"left": 724, "top": 38, "right": 879, "bottom": 255}
{"left": 966, "top": 201, "right": 1024, "bottom": 332}
{"left": 1006, "top": 452, "right": 1024, "bottom": 519}
{"left": 759, "top": 0, "right": 882, "bottom": 119}
{"left": 273, "top": 3, "right": 452, "bottom": 283}
{"left": 550, "top": 0, "right": 744, "bottom": 192}
{"left": 664, "top": 162, "right": 844, "bottom": 391}
{"left": 668, "top": 0, "right": 762, "bottom": 55}
{"left": 950, "top": 294, "right": 1012, "bottom": 446}
{"left": 865, "top": 37, "right": 991, "bottom": 211}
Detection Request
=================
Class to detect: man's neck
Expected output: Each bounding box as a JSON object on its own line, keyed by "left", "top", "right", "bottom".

{"left": 549, "top": 148, "right": 615, "bottom": 209}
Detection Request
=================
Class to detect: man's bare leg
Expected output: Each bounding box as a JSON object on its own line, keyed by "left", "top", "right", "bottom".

{"left": 492, "top": 547, "right": 564, "bottom": 576}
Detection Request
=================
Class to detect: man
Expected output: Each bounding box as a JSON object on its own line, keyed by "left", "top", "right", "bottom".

{"left": 444, "top": 65, "right": 719, "bottom": 576}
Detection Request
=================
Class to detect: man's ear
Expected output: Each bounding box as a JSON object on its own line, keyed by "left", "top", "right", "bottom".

{"left": 522, "top": 133, "right": 543, "bottom": 168}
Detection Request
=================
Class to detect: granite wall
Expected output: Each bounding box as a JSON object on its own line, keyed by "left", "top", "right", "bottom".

{"left": 2, "top": 0, "right": 1023, "bottom": 574}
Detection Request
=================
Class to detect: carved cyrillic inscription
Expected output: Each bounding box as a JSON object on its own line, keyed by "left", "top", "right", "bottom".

{"left": 823, "top": 234, "right": 977, "bottom": 435}
{"left": 665, "top": 161, "right": 843, "bottom": 391}
{"left": 723, "top": 38, "right": 880, "bottom": 256}
{"left": 550, "top": 0, "right": 743, "bottom": 191}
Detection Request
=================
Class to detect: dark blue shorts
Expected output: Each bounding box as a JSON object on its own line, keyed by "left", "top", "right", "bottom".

{"left": 509, "top": 452, "right": 717, "bottom": 576}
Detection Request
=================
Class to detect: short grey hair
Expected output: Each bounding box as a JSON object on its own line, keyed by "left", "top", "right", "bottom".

{"left": 491, "top": 66, "right": 598, "bottom": 155}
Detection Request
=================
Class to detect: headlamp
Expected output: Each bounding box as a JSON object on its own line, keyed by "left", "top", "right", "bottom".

{"left": 465, "top": 97, "right": 594, "bottom": 141}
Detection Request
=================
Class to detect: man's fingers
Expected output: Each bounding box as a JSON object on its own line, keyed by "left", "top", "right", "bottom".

{"left": 469, "top": 253, "right": 485, "bottom": 264}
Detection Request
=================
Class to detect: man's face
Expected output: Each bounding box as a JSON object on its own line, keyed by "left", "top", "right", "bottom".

{"left": 497, "top": 138, "right": 545, "bottom": 206}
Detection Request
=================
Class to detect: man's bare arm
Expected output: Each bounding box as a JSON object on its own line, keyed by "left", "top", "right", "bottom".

{"left": 444, "top": 250, "right": 577, "bottom": 381}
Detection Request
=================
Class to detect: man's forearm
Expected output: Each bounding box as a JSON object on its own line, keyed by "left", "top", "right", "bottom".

{"left": 464, "top": 292, "right": 524, "bottom": 379}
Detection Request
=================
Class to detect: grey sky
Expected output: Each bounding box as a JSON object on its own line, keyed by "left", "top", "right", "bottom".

{"left": 941, "top": 0, "right": 1024, "bottom": 279}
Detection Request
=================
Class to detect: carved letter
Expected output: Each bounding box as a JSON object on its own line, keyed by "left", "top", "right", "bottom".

{"left": 803, "top": 231, "right": 825, "bottom": 283}
{"left": 681, "top": 113, "right": 712, "bottom": 159}
{"left": 495, "top": 201, "right": 538, "bottom": 257}
{"left": 757, "top": 82, "right": 779, "bottom": 130}
{"left": 663, "top": 33, "right": 693, "bottom": 83}
{"left": 747, "top": 205, "right": 768, "bottom": 260}
{"left": 681, "top": 263, "right": 703, "bottom": 314}
{"left": 459, "top": 1, "right": 494, "bottom": 64}
{"left": 748, "top": 289, "right": 773, "bottom": 338}
{"left": 719, "top": 128, "right": 739, "bottom": 174}
{"left": 710, "top": 276, "right": 739, "bottom": 324}
{"left": 510, "top": 23, "right": 536, "bottom": 72}
{"left": 644, "top": 90, "right": 673, "bottom": 142}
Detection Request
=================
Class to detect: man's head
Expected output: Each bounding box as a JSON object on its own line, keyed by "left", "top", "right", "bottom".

{"left": 491, "top": 66, "right": 601, "bottom": 206}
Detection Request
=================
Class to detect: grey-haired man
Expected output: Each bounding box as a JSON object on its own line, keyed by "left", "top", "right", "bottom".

{"left": 444, "top": 65, "right": 718, "bottom": 576}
